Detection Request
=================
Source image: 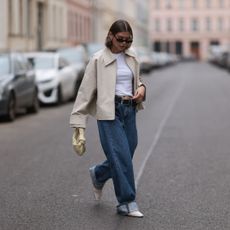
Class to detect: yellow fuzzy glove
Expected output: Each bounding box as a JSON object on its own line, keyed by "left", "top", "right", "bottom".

{"left": 72, "top": 128, "right": 86, "bottom": 156}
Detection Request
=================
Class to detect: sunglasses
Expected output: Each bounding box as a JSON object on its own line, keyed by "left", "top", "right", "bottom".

{"left": 114, "top": 35, "right": 133, "bottom": 44}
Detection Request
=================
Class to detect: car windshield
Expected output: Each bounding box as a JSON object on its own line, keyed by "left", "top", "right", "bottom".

{"left": 58, "top": 49, "right": 83, "bottom": 63}
{"left": 0, "top": 55, "right": 10, "bottom": 76}
{"left": 30, "top": 56, "right": 55, "bottom": 70}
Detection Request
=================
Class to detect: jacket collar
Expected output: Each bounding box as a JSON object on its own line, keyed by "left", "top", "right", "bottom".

{"left": 103, "top": 47, "right": 137, "bottom": 66}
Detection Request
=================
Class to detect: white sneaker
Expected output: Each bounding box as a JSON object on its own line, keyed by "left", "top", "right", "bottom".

{"left": 89, "top": 166, "right": 104, "bottom": 201}
{"left": 127, "top": 210, "right": 144, "bottom": 218}
{"left": 117, "top": 202, "right": 144, "bottom": 218}
{"left": 92, "top": 187, "right": 102, "bottom": 201}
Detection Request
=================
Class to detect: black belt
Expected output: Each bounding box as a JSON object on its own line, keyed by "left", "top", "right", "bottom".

{"left": 115, "top": 95, "right": 136, "bottom": 106}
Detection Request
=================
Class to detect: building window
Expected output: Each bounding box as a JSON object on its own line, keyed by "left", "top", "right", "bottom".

{"left": 179, "top": 18, "right": 184, "bottom": 31}
{"left": 166, "top": 42, "right": 170, "bottom": 52}
{"left": 53, "top": 5, "right": 57, "bottom": 39}
{"left": 80, "top": 15, "right": 83, "bottom": 41}
{"left": 192, "top": 0, "right": 197, "bottom": 8}
{"left": 165, "top": 0, "right": 172, "bottom": 9}
{"left": 8, "top": 0, "right": 13, "bottom": 34}
{"left": 219, "top": 0, "right": 224, "bottom": 8}
{"left": 206, "top": 17, "right": 211, "bottom": 31}
{"left": 155, "top": 19, "right": 161, "bottom": 32}
{"left": 153, "top": 41, "right": 161, "bottom": 52}
{"left": 166, "top": 18, "right": 172, "bottom": 31}
{"left": 155, "top": 0, "right": 160, "bottom": 9}
{"left": 67, "top": 11, "right": 71, "bottom": 38}
{"left": 179, "top": 0, "right": 184, "bottom": 9}
{"left": 59, "top": 8, "right": 63, "bottom": 40}
{"left": 70, "top": 11, "right": 74, "bottom": 39}
{"left": 19, "top": 0, "right": 23, "bottom": 35}
{"left": 175, "top": 41, "right": 183, "bottom": 55}
{"left": 191, "top": 18, "right": 199, "bottom": 31}
{"left": 27, "top": 0, "right": 32, "bottom": 37}
{"left": 218, "top": 17, "right": 223, "bottom": 31}
{"left": 210, "top": 40, "right": 220, "bottom": 46}
{"left": 76, "top": 13, "right": 79, "bottom": 40}
{"left": 206, "top": 0, "right": 211, "bottom": 8}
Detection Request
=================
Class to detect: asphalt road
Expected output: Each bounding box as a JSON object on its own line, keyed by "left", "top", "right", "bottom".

{"left": 0, "top": 62, "right": 230, "bottom": 230}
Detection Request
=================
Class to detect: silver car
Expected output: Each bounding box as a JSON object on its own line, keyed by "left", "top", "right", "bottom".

{"left": 57, "top": 45, "right": 87, "bottom": 97}
{"left": 25, "top": 52, "right": 77, "bottom": 105}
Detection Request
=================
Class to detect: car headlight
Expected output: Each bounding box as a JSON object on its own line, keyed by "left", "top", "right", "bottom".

{"left": 38, "top": 75, "right": 58, "bottom": 84}
{"left": 39, "top": 78, "right": 54, "bottom": 84}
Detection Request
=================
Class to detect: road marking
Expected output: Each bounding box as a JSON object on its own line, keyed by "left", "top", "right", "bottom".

{"left": 72, "top": 194, "right": 79, "bottom": 197}
{"left": 135, "top": 81, "right": 186, "bottom": 187}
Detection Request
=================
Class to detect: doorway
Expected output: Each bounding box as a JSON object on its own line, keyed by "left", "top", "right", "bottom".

{"left": 190, "top": 41, "right": 200, "bottom": 60}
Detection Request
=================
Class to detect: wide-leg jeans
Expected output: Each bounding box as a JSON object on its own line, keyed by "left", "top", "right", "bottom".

{"left": 95, "top": 101, "right": 138, "bottom": 204}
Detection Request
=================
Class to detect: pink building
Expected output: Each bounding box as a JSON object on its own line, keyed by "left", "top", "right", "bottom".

{"left": 150, "top": 0, "right": 230, "bottom": 60}
{"left": 66, "top": 0, "right": 92, "bottom": 46}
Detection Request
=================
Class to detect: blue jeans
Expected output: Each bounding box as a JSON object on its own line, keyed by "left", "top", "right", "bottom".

{"left": 95, "top": 101, "right": 138, "bottom": 204}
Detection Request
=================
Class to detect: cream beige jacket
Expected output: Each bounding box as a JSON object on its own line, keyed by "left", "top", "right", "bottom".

{"left": 70, "top": 47, "right": 144, "bottom": 128}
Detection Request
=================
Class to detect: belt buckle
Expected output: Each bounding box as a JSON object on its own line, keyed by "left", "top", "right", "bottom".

{"left": 120, "top": 98, "right": 125, "bottom": 105}
{"left": 122, "top": 96, "right": 132, "bottom": 100}
{"left": 115, "top": 95, "right": 134, "bottom": 105}
{"left": 122, "top": 96, "right": 132, "bottom": 105}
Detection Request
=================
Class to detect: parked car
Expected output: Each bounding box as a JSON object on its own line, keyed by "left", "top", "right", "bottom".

{"left": 57, "top": 45, "right": 87, "bottom": 96}
{"left": 0, "top": 52, "right": 39, "bottom": 121}
{"left": 83, "top": 43, "right": 104, "bottom": 60}
{"left": 226, "top": 52, "right": 230, "bottom": 72}
{"left": 151, "top": 51, "right": 162, "bottom": 69}
{"left": 208, "top": 45, "right": 228, "bottom": 66}
{"left": 218, "top": 51, "right": 230, "bottom": 70}
{"left": 151, "top": 51, "right": 179, "bottom": 69}
{"left": 135, "top": 46, "right": 154, "bottom": 74}
{"left": 25, "top": 52, "right": 77, "bottom": 105}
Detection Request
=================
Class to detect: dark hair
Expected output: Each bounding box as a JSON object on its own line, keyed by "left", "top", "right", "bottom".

{"left": 105, "top": 19, "right": 133, "bottom": 48}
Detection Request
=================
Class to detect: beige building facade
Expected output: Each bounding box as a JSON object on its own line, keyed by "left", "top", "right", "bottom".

{"left": 150, "top": 0, "right": 230, "bottom": 60}
{"left": 66, "top": 0, "right": 92, "bottom": 46}
{"left": 0, "top": 0, "right": 92, "bottom": 52}
{"left": 45, "top": 0, "right": 67, "bottom": 50}
{"left": 0, "top": 0, "right": 8, "bottom": 51}
{"left": 0, "top": 0, "right": 48, "bottom": 52}
{"left": 0, "top": 0, "right": 150, "bottom": 52}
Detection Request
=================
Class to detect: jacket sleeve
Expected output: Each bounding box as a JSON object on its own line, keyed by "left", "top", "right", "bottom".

{"left": 69, "top": 58, "right": 97, "bottom": 128}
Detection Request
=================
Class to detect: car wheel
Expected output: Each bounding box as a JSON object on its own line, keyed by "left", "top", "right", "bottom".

{"left": 27, "top": 90, "right": 40, "bottom": 113}
{"left": 7, "top": 93, "right": 16, "bottom": 121}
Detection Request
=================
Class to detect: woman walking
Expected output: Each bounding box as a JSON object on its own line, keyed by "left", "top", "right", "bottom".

{"left": 70, "top": 19, "right": 146, "bottom": 217}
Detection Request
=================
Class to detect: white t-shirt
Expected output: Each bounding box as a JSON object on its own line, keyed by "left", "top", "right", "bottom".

{"left": 115, "top": 53, "right": 133, "bottom": 96}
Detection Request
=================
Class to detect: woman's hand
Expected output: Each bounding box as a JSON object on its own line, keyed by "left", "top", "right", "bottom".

{"left": 132, "top": 85, "right": 145, "bottom": 103}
